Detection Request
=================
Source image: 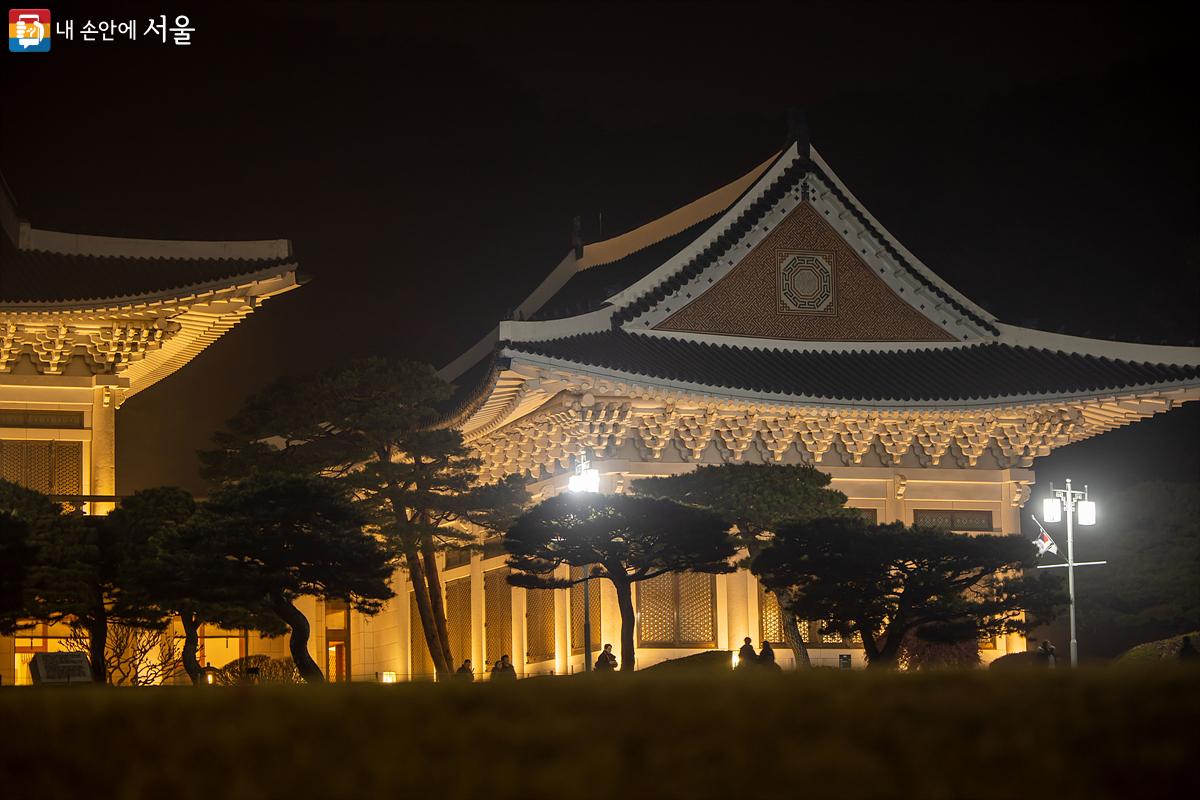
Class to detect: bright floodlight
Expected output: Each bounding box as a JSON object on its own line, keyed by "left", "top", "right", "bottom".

{"left": 1077, "top": 499, "right": 1096, "bottom": 526}
{"left": 568, "top": 468, "right": 600, "bottom": 493}
{"left": 1042, "top": 497, "right": 1062, "bottom": 523}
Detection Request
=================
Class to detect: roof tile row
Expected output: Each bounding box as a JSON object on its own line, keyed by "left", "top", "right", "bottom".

{"left": 504, "top": 330, "right": 1198, "bottom": 402}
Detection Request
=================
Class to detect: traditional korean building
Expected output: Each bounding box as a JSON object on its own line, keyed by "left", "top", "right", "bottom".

{"left": 358, "top": 127, "right": 1200, "bottom": 679}
{"left": 0, "top": 174, "right": 301, "bottom": 684}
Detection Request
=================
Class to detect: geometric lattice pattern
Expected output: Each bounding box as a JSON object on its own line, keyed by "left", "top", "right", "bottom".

{"left": 445, "top": 577, "right": 472, "bottom": 667}
{"left": 484, "top": 569, "right": 512, "bottom": 666}
{"left": 759, "top": 583, "right": 808, "bottom": 645}
{"left": 912, "top": 509, "right": 994, "bottom": 532}
{"left": 570, "top": 565, "right": 602, "bottom": 654}
{"left": 778, "top": 249, "right": 835, "bottom": 313}
{"left": 636, "top": 573, "right": 676, "bottom": 646}
{"left": 637, "top": 572, "right": 716, "bottom": 648}
{"left": 525, "top": 587, "right": 556, "bottom": 665}
{"left": 409, "top": 591, "right": 436, "bottom": 681}
{"left": 0, "top": 439, "right": 82, "bottom": 497}
{"left": 677, "top": 572, "right": 716, "bottom": 646}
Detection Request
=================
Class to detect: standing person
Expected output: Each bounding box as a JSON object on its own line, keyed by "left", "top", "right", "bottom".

{"left": 1179, "top": 636, "right": 1199, "bottom": 662}
{"left": 1037, "top": 640, "right": 1057, "bottom": 668}
{"left": 737, "top": 637, "right": 757, "bottom": 670}
{"left": 455, "top": 659, "right": 474, "bottom": 681}
{"left": 491, "top": 654, "right": 517, "bottom": 680}
{"left": 595, "top": 643, "right": 618, "bottom": 672}
{"left": 759, "top": 640, "right": 781, "bottom": 672}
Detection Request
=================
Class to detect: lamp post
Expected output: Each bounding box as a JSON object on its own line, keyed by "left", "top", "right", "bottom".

{"left": 566, "top": 451, "right": 599, "bottom": 671}
{"left": 1036, "top": 478, "right": 1103, "bottom": 668}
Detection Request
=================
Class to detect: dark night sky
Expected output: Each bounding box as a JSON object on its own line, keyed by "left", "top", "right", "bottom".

{"left": 2, "top": 0, "right": 1197, "bottom": 501}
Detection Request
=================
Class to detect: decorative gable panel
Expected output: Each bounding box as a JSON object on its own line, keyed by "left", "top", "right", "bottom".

{"left": 654, "top": 203, "right": 955, "bottom": 342}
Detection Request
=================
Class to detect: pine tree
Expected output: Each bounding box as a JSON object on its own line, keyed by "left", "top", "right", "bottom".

{"left": 183, "top": 473, "right": 393, "bottom": 682}
{"left": 753, "top": 517, "right": 1064, "bottom": 668}
{"left": 505, "top": 493, "right": 736, "bottom": 671}
{"left": 202, "top": 357, "right": 525, "bottom": 679}
{"left": 633, "top": 463, "right": 852, "bottom": 667}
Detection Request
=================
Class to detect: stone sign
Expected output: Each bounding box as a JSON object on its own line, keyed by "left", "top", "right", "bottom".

{"left": 29, "top": 652, "right": 93, "bottom": 684}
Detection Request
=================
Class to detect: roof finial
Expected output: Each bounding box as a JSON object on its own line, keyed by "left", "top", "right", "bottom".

{"left": 787, "top": 108, "right": 811, "bottom": 160}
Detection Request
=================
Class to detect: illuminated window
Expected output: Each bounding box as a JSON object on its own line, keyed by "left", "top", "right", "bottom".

{"left": 484, "top": 569, "right": 512, "bottom": 667}
{"left": 637, "top": 572, "right": 717, "bottom": 649}
{"left": 759, "top": 583, "right": 808, "bottom": 645}
{"left": 525, "top": 587, "right": 556, "bottom": 664}
{"left": 445, "top": 577, "right": 472, "bottom": 666}
{"left": 570, "top": 565, "right": 602, "bottom": 655}
{"left": 324, "top": 599, "right": 350, "bottom": 682}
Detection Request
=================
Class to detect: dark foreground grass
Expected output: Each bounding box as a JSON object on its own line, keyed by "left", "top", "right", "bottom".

{"left": 1, "top": 668, "right": 1196, "bottom": 799}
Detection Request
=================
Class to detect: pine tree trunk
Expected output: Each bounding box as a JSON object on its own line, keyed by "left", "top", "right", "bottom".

{"left": 404, "top": 543, "right": 451, "bottom": 678}
{"left": 271, "top": 594, "right": 324, "bottom": 683}
{"left": 612, "top": 576, "right": 636, "bottom": 672}
{"left": 87, "top": 611, "right": 107, "bottom": 684}
{"left": 778, "top": 601, "right": 812, "bottom": 669}
{"left": 868, "top": 629, "right": 904, "bottom": 669}
{"left": 420, "top": 538, "right": 455, "bottom": 673}
{"left": 180, "top": 610, "right": 202, "bottom": 685}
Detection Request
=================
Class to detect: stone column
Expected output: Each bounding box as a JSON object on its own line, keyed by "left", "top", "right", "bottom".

{"left": 90, "top": 387, "right": 117, "bottom": 515}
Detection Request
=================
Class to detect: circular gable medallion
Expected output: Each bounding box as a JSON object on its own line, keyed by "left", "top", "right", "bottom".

{"left": 778, "top": 250, "right": 835, "bottom": 313}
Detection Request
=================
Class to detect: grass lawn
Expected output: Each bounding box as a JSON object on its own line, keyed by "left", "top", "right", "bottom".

{"left": 1, "top": 667, "right": 1195, "bottom": 799}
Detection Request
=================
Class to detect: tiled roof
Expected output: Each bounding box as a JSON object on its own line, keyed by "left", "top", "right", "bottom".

{"left": 0, "top": 232, "right": 293, "bottom": 304}
{"left": 528, "top": 213, "right": 722, "bottom": 321}
{"left": 504, "top": 330, "right": 1199, "bottom": 403}
{"left": 609, "top": 158, "right": 1000, "bottom": 336}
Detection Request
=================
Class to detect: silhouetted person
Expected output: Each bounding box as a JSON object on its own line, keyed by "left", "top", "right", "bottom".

{"left": 491, "top": 654, "right": 516, "bottom": 680}
{"left": 1180, "top": 636, "right": 1199, "bottom": 662}
{"left": 1037, "top": 640, "right": 1057, "bottom": 668}
{"left": 737, "top": 636, "right": 757, "bottom": 670}
{"left": 595, "top": 643, "right": 618, "bottom": 672}
{"left": 455, "top": 659, "right": 474, "bottom": 681}
{"left": 759, "top": 640, "right": 781, "bottom": 672}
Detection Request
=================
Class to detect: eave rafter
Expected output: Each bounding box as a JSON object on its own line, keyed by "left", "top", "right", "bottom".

{"left": 0, "top": 269, "right": 298, "bottom": 399}
{"left": 463, "top": 363, "right": 1198, "bottom": 481}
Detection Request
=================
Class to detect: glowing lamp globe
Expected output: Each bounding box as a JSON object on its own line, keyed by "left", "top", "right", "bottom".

{"left": 1077, "top": 499, "right": 1097, "bottom": 526}
{"left": 568, "top": 468, "right": 600, "bottom": 493}
{"left": 1042, "top": 497, "right": 1062, "bottom": 523}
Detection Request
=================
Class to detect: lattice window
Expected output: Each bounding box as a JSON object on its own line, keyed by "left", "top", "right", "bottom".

{"left": 570, "top": 565, "right": 602, "bottom": 654}
{"left": 637, "top": 572, "right": 717, "bottom": 649}
{"left": 409, "top": 591, "right": 436, "bottom": 680}
{"left": 484, "top": 569, "right": 512, "bottom": 667}
{"left": 445, "top": 577, "right": 472, "bottom": 666}
{"left": 637, "top": 573, "right": 676, "bottom": 646}
{"left": 678, "top": 572, "right": 716, "bottom": 646}
{"left": 913, "top": 509, "right": 994, "bottom": 532}
{"left": 854, "top": 507, "right": 879, "bottom": 524}
{"left": 525, "top": 587, "right": 556, "bottom": 664}
{"left": 0, "top": 440, "right": 83, "bottom": 504}
{"left": 759, "top": 583, "right": 808, "bottom": 645}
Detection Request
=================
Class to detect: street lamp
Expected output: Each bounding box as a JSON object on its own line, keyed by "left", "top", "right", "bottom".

{"left": 1033, "top": 478, "right": 1105, "bottom": 668}
{"left": 565, "top": 451, "right": 598, "bottom": 671}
